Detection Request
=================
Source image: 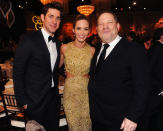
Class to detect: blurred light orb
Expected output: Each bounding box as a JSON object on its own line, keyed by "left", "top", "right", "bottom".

{"left": 133, "top": 2, "right": 136, "bottom": 6}
{"left": 77, "top": 5, "right": 95, "bottom": 16}
{"left": 40, "top": 0, "right": 63, "bottom": 5}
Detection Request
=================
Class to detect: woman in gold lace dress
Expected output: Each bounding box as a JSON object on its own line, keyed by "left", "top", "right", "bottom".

{"left": 59, "top": 15, "right": 95, "bottom": 131}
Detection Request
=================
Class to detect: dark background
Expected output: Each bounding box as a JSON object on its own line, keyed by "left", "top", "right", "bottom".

{"left": 0, "top": 0, "right": 163, "bottom": 42}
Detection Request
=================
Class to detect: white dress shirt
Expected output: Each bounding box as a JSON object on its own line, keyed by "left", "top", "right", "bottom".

{"left": 96, "top": 35, "right": 122, "bottom": 65}
{"left": 41, "top": 28, "right": 58, "bottom": 87}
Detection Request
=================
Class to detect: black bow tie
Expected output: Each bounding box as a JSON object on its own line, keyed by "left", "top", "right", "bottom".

{"left": 48, "top": 36, "right": 56, "bottom": 43}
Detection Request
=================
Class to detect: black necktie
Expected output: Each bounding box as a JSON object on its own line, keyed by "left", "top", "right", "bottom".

{"left": 48, "top": 36, "right": 55, "bottom": 43}
{"left": 96, "top": 44, "right": 109, "bottom": 69}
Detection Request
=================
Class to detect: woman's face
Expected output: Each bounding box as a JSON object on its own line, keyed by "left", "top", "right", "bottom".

{"left": 73, "top": 19, "right": 90, "bottom": 43}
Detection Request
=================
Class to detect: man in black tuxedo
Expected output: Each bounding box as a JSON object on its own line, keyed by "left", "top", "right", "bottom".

{"left": 88, "top": 10, "right": 150, "bottom": 131}
{"left": 13, "top": 2, "right": 63, "bottom": 131}
{"left": 138, "top": 28, "right": 163, "bottom": 131}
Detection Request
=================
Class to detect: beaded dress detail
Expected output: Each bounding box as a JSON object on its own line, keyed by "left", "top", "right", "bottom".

{"left": 63, "top": 42, "right": 93, "bottom": 131}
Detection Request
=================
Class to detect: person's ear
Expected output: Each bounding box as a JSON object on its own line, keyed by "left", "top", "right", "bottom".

{"left": 88, "top": 28, "right": 90, "bottom": 34}
{"left": 40, "top": 14, "right": 45, "bottom": 22}
{"left": 117, "top": 23, "right": 121, "bottom": 31}
{"left": 72, "top": 29, "right": 75, "bottom": 33}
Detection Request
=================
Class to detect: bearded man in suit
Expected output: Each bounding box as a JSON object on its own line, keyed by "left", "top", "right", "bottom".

{"left": 88, "top": 10, "right": 150, "bottom": 131}
{"left": 13, "top": 2, "right": 63, "bottom": 131}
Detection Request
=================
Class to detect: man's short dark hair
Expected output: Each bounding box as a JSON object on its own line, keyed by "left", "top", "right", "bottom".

{"left": 42, "top": 2, "right": 63, "bottom": 16}
{"left": 96, "top": 10, "right": 119, "bottom": 25}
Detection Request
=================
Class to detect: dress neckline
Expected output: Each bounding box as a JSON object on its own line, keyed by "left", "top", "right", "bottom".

{"left": 72, "top": 42, "right": 87, "bottom": 49}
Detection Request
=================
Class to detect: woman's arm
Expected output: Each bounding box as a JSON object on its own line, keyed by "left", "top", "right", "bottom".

{"left": 59, "top": 44, "right": 67, "bottom": 68}
{"left": 91, "top": 47, "right": 95, "bottom": 56}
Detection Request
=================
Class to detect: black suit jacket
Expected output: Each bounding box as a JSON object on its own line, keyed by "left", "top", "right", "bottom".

{"left": 13, "top": 30, "right": 61, "bottom": 112}
{"left": 148, "top": 41, "right": 163, "bottom": 94}
{"left": 147, "top": 41, "right": 163, "bottom": 114}
{"left": 88, "top": 38, "right": 150, "bottom": 127}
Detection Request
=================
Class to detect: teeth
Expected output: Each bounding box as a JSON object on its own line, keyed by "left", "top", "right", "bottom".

{"left": 79, "top": 36, "right": 84, "bottom": 38}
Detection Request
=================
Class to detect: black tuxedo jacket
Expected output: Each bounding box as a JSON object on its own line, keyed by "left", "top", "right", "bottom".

{"left": 146, "top": 41, "right": 163, "bottom": 114}
{"left": 13, "top": 30, "right": 61, "bottom": 113}
{"left": 88, "top": 38, "right": 150, "bottom": 127}
{"left": 148, "top": 41, "right": 163, "bottom": 94}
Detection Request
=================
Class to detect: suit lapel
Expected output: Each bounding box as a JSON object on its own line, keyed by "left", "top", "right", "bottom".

{"left": 37, "top": 31, "right": 61, "bottom": 72}
{"left": 53, "top": 39, "right": 61, "bottom": 72}
{"left": 94, "top": 38, "right": 124, "bottom": 73}
{"left": 37, "top": 31, "right": 51, "bottom": 69}
{"left": 103, "top": 38, "right": 123, "bottom": 63}
{"left": 90, "top": 43, "right": 102, "bottom": 76}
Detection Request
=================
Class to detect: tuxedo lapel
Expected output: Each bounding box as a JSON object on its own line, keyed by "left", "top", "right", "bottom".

{"left": 53, "top": 39, "right": 60, "bottom": 72}
{"left": 37, "top": 31, "right": 62, "bottom": 72}
{"left": 37, "top": 31, "right": 51, "bottom": 69}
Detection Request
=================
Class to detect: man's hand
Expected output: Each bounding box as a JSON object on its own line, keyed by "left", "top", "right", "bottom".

{"left": 120, "top": 118, "right": 137, "bottom": 131}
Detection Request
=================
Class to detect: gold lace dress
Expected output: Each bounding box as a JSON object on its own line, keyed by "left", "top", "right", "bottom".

{"left": 63, "top": 42, "right": 93, "bottom": 131}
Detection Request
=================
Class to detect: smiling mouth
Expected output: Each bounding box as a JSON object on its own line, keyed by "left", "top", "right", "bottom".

{"left": 52, "top": 26, "right": 57, "bottom": 29}
{"left": 78, "top": 36, "right": 85, "bottom": 39}
{"left": 103, "top": 30, "right": 110, "bottom": 33}
{"left": 51, "top": 24, "right": 57, "bottom": 28}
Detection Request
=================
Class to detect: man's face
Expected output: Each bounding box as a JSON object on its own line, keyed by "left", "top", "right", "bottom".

{"left": 41, "top": 8, "right": 61, "bottom": 36}
{"left": 97, "top": 13, "right": 120, "bottom": 43}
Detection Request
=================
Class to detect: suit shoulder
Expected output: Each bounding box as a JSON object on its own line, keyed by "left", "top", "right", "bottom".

{"left": 120, "top": 38, "right": 144, "bottom": 49}
{"left": 19, "top": 31, "right": 38, "bottom": 41}
{"left": 120, "top": 38, "right": 146, "bottom": 56}
{"left": 18, "top": 31, "right": 41, "bottom": 50}
{"left": 149, "top": 42, "right": 163, "bottom": 54}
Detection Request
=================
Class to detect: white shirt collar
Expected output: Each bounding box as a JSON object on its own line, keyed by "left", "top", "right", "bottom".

{"left": 41, "top": 28, "right": 54, "bottom": 44}
{"left": 102, "top": 35, "right": 122, "bottom": 48}
{"left": 96, "top": 35, "right": 122, "bottom": 63}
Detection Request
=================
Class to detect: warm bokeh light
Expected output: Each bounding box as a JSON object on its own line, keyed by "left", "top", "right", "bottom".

{"left": 154, "top": 17, "right": 163, "bottom": 29}
{"left": 77, "top": 5, "right": 95, "bottom": 16}
{"left": 40, "top": 0, "right": 63, "bottom": 5}
{"left": 133, "top": 2, "right": 137, "bottom": 6}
